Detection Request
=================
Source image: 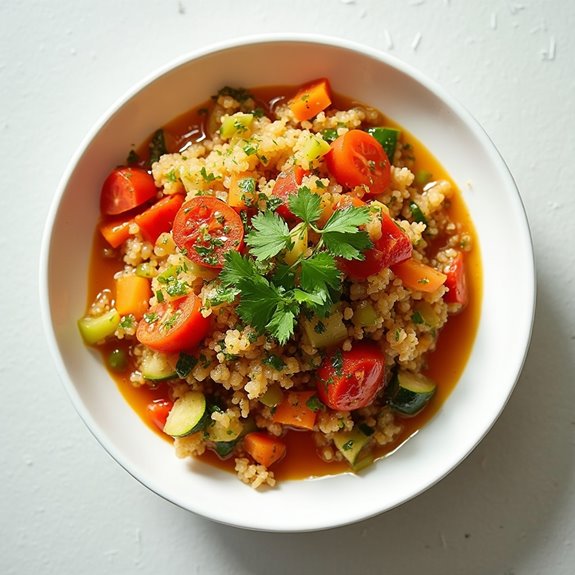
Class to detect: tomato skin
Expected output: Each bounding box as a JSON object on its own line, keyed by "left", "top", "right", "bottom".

{"left": 339, "top": 211, "right": 412, "bottom": 279}
{"left": 271, "top": 166, "right": 306, "bottom": 220}
{"left": 316, "top": 343, "right": 386, "bottom": 411}
{"left": 172, "top": 196, "right": 244, "bottom": 269}
{"left": 100, "top": 167, "right": 157, "bottom": 215}
{"left": 444, "top": 251, "right": 468, "bottom": 306}
{"left": 325, "top": 130, "right": 391, "bottom": 195}
{"left": 146, "top": 399, "right": 174, "bottom": 432}
{"left": 136, "top": 293, "right": 210, "bottom": 353}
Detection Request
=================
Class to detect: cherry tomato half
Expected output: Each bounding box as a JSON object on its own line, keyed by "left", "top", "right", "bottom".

{"left": 100, "top": 167, "right": 157, "bottom": 216}
{"left": 316, "top": 342, "right": 386, "bottom": 411}
{"left": 325, "top": 130, "right": 391, "bottom": 195}
{"left": 172, "top": 196, "right": 244, "bottom": 269}
{"left": 444, "top": 251, "right": 468, "bottom": 307}
{"left": 136, "top": 293, "right": 210, "bottom": 353}
{"left": 271, "top": 166, "right": 307, "bottom": 220}
{"left": 339, "top": 211, "right": 413, "bottom": 280}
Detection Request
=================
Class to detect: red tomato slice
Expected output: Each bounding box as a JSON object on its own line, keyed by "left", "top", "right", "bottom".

{"left": 135, "top": 194, "right": 184, "bottom": 244}
{"left": 316, "top": 343, "right": 386, "bottom": 411}
{"left": 444, "top": 251, "right": 468, "bottom": 306}
{"left": 172, "top": 196, "right": 244, "bottom": 268}
{"left": 146, "top": 399, "right": 174, "bottom": 432}
{"left": 339, "top": 211, "right": 412, "bottom": 279}
{"left": 100, "top": 167, "right": 157, "bottom": 215}
{"left": 326, "top": 130, "right": 391, "bottom": 195}
{"left": 136, "top": 293, "right": 210, "bottom": 353}
{"left": 271, "top": 166, "right": 306, "bottom": 220}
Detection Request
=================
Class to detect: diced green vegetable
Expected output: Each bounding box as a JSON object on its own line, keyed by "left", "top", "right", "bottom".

{"left": 107, "top": 348, "right": 127, "bottom": 371}
{"left": 302, "top": 310, "right": 348, "bottom": 349}
{"left": 414, "top": 301, "right": 441, "bottom": 328}
{"left": 301, "top": 134, "right": 331, "bottom": 163}
{"left": 78, "top": 308, "right": 121, "bottom": 345}
{"left": 220, "top": 113, "right": 254, "bottom": 139}
{"left": 366, "top": 127, "right": 400, "bottom": 163}
{"left": 415, "top": 170, "right": 433, "bottom": 186}
{"left": 388, "top": 370, "right": 437, "bottom": 416}
{"left": 333, "top": 427, "right": 372, "bottom": 467}
{"left": 163, "top": 391, "right": 208, "bottom": 437}
{"left": 259, "top": 384, "right": 284, "bottom": 408}
{"left": 353, "top": 301, "right": 379, "bottom": 328}
{"left": 321, "top": 128, "right": 339, "bottom": 143}
{"left": 139, "top": 351, "right": 177, "bottom": 381}
{"left": 135, "top": 262, "right": 155, "bottom": 278}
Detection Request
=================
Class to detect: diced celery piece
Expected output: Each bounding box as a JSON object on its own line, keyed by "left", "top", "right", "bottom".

{"left": 220, "top": 113, "right": 254, "bottom": 139}
{"left": 301, "top": 134, "right": 331, "bottom": 163}
{"left": 259, "top": 384, "right": 284, "bottom": 408}
{"left": 354, "top": 301, "right": 379, "bottom": 328}
{"left": 78, "top": 308, "right": 120, "bottom": 345}
{"left": 302, "top": 310, "right": 348, "bottom": 349}
{"left": 333, "top": 427, "right": 371, "bottom": 466}
{"left": 284, "top": 222, "right": 308, "bottom": 265}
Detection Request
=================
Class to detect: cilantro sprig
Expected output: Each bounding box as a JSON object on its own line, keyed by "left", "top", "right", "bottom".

{"left": 220, "top": 187, "right": 373, "bottom": 344}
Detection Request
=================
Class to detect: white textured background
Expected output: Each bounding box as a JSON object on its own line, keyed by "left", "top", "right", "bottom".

{"left": 1, "top": 1, "right": 574, "bottom": 573}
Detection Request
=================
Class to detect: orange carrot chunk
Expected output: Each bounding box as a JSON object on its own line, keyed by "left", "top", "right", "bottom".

{"left": 271, "top": 391, "right": 318, "bottom": 431}
{"left": 115, "top": 274, "right": 152, "bottom": 319}
{"left": 289, "top": 78, "right": 332, "bottom": 122}
{"left": 243, "top": 432, "right": 287, "bottom": 468}
{"left": 135, "top": 194, "right": 184, "bottom": 244}
{"left": 391, "top": 258, "right": 447, "bottom": 293}
{"left": 99, "top": 216, "right": 133, "bottom": 248}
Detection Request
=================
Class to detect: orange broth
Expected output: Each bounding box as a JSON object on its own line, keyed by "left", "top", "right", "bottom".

{"left": 87, "top": 85, "right": 482, "bottom": 481}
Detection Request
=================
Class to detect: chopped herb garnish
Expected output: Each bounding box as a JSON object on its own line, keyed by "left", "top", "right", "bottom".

{"left": 411, "top": 311, "right": 424, "bottom": 324}
{"left": 126, "top": 149, "right": 140, "bottom": 165}
{"left": 149, "top": 129, "right": 167, "bottom": 165}
{"left": 306, "top": 395, "right": 324, "bottom": 412}
{"left": 263, "top": 354, "right": 286, "bottom": 371}
{"left": 200, "top": 167, "right": 218, "bottom": 182}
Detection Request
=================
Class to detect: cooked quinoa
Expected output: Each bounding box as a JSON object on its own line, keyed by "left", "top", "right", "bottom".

{"left": 80, "top": 81, "right": 474, "bottom": 489}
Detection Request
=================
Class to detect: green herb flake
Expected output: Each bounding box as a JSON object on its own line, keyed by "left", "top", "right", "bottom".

{"left": 175, "top": 352, "right": 197, "bottom": 378}
{"left": 263, "top": 354, "right": 286, "bottom": 371}
{"left": 306, "top": 395, "right": 324, "bottom": 413}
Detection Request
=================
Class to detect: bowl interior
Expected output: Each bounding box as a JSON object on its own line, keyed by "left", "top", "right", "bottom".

{"left": 41, "top": 36, "right": 534, "bottom": 532}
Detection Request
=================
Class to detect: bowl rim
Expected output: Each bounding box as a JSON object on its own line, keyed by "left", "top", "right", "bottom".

{"left": 39, "top": 32, "right": 536, "bottom": 532}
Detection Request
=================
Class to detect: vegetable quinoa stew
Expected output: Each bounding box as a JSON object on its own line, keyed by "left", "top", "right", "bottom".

{"left": 79, "top": 79, "right": 481, "bottom": 488}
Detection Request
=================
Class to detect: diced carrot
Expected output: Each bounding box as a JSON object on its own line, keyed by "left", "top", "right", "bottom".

{"left": 228, "top": 172, "right": 256, "bottom": 210}
{"left": 289, "top": 78, "right": 332, "bottom": 122}
{"left": 135, "top": 194, "right": 184, "bottom": 243}
{"left": 115, "top": 274, "right": 152, "bottom": 319}
{"left": 99, "top": 216, "right": 133, "bottom": 248}
{"left": 271, "top": 391, "right": 318, "bottom": 430}
{"left": 243, "top": 432, "right": 286, "bottom": 468}
{"left": 391, "top": 258, "right": 447, "bottom": 293}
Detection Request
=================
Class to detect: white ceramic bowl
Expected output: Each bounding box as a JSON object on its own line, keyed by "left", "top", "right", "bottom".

{"left": 40, "top": 35, "right": 535, "bottom": 532}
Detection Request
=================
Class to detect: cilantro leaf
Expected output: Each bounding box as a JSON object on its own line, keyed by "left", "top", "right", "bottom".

{"left": 220, "top": 251, "right": 259, "bottom": 287}
{"left": 292, "top": 289, "right": 327, "bottom": 306}
{"left": 245, "top": 211, "right": 292, "bottom": 261}
{"left": 288, "top": 186, "right": 322, "bottom": 225}
{"left": 272, "top": 263, "right": 296, "bottom": 291}
{"left": 265, "top": 305, "right": 297, "bottom": 345}
{"left": 321, "top": 206, "right": 371, "bottom": 234}
{"left": 299, "top": 252, "right": 341, "bottom": 293}
{"left": 235, "top": 277, "right": 283, "bottom": 333}
{"left": 322, "top": 230, "right": 372, "bottom": 260}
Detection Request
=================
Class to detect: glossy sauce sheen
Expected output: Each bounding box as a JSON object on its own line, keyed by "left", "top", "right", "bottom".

{"left": 88, "top": 85, "right": 482, "bottom": 481}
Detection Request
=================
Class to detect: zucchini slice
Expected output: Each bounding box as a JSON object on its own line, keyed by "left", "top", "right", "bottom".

{"left": 163, "top": 391, "right": 208, "bottom": 437}
{"left": 333, "top": 427, "right": 372, "bottom": 467}
{"left": 139, "top": 351, "right": 177, "bottom": 381}
{"left": 389, "top": 370, "right": 436, "bottom": 416}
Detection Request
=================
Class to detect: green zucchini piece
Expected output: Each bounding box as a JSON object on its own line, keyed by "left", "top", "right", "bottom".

{"left": 301, "top": 134, "right": 330, "bottom": 163}
{"left": 302, "top": 310, "right": 348, "bottom": 349}
{"left": 139, "top": 351, "right": 177, "bottom": 381}
{"left": 367, "top": 127, "right": 400, "bottom": 163}
{"left": 205, "top": 416, "right": 244, "bottom": 443}
{"left": 259, "top": 384, "right": 284, "bottom": 408}
{"left": 78, "top": 308, "right": 120, "bottom": 345}
{"left": 163, "top": 391, "right": 208, "bottom": 437}
{"left": 333, "top": 427, "right": 371, "bottom": 467}
{"left": 220, "top": 113, "right": 253, "bottom": 139}
{"left": 354, "top": 301, "right": 379, "bottom": 328}
{"left": 389, "top": 370, "right": 436, "bottom": 416}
